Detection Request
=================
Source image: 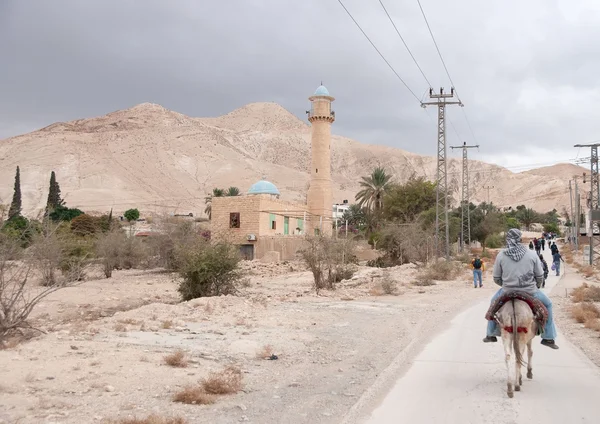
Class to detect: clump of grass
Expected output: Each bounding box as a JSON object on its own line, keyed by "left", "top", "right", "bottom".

{"left": 256, "top": 344, "right": 274, "bottom": 359}
{"left": 580, "top": 266, "right": 595, "bottom": 278}
{"left": 105, "top": 415, "right": 188, "bottom": 424}
{"left": 571, "top": 302, "right": 600, "bottom": 323}
{"left": 201, "top": 365, "right": 243, "bottom": 395}
{"left": 584, "top": 318, "right": 600, "bottom": 332}
{"left": 161, "top": 320, "right": 173, "bottom": 329}
{"left": 571, "top": 283, "right": 600, "bottom": 303}
{"left": 413, "top": 275, "right": 435, "bottom": 286}
{"left": 164, "top": 350, "right": 188, "bottom": 368}
{"left": 172, "top": 386, "right": 216, "bottom": 405}
{"left": 114, "top": 323, "right": 128, "bottom": 332}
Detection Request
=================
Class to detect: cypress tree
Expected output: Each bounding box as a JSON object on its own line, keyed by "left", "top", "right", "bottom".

{"left": 45, "top": 171, "right": 63, "bottom": 215}
{"left": 8, "top": 166, "right": 22, "bottom": 219}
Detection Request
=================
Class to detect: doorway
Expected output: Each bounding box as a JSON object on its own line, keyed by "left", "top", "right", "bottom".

{"left": 239, "top": 244, "right": 254, "bottom": 260}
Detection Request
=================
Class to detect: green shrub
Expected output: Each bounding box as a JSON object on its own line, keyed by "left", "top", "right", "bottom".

{"left": 49, "top": 205, "right": 84, "bottom": 222}
{"left": 124, "top": 208, "right": 140, "bottom": 222}
{"left": 177, "top": 242, "right": 242, "bottom": 300}
{"left": 486, "top": 233, "right": 504, "bottom": 249}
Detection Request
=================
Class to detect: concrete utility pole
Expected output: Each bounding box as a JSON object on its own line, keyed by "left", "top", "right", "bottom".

{"left": 569, "top": 180, "right": 575, "bottom": 245}
{"left": 575, "top": 178, "right": 580, "bottom": 251}
{"left": 421, "top": 87, "right": 463, "bottom": 259}
{"left": 450, "top": 142, "right": 479, "bottom": 252}
{"left": 483, "top": 185, "right": 495, "bottom": 205}
{"left": 574, "top": 143, "right": 600, "bottom": 265}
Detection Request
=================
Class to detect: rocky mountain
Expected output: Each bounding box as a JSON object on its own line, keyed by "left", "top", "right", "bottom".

{"left": 0, "top": 102, "right": 585, "bottom": 217}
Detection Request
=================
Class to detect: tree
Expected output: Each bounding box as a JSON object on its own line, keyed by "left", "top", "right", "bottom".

{"left": 124, "top": 208, "right": 140, "bottom": 222}
{"left": 226, "top": 187, "right": 240, "bottom": 196}
{"left": 49, "top": 205, "right": 83, "bottom": 222}
{"left": 8, "top": 166, "right": 22, "bottom": 219}
{"left": 472, "top": 209, "right": 504, "bottom": 251}
{"left": 516, "top": 207, "right": 536, "bottom": 230}
{"left": 45, "top": 171, "right": 64, "bottom": 215}
{"left": 204, "top": 188, "right": 225, "bottom": 220}
{"left": 382, "top": 177, "right": 436, "bottom": 223}
{"left": 355, "top": 167, "right": 393, "bottom": 211}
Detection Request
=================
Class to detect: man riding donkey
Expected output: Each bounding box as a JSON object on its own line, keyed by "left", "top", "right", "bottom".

{"left": 483, "top": 229, "right": 559, "bottom": 349}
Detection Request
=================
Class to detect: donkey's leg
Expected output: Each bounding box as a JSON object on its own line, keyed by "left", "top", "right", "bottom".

{"left": 515, "top": 358, "right": 522, "bottom": 391}
{"left": 527, "top": 338, "right": 533, "bottom": 379}
{"left": 503, "top": 333, "right": 514, "bottom": 398}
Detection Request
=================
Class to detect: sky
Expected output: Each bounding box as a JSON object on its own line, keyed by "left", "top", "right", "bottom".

{"left": 1, "top": 0, "right": 599, "bottom": 171}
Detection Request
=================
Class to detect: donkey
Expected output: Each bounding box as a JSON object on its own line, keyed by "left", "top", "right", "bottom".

{"left": 497, "top": 299, "right": 537, "bottom": 398}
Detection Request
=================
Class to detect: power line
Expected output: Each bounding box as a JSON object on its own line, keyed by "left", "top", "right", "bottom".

{"left": 377, "top": 0, "right": 433, "bottom": 88}
{"left": 336, "top": 0, "right": 421, "bottom": 102}
{"left": 415, "top": 0, "right": 480, "bottom": 144}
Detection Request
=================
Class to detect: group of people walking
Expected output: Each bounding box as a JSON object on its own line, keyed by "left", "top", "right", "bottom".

{"left": 528, "top": 235, "right": 564, "bottom": 278}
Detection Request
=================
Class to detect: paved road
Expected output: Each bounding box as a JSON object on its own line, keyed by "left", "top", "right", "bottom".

{"left": 365, "top": 263, "right": 600, "bottom": 423}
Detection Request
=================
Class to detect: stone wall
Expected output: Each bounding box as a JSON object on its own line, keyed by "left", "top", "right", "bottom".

{"left": 211, "top": 196, "right": 261, "bottom": 245}
{"left": 255, "top": 236, "right": 307, "bottom": 261}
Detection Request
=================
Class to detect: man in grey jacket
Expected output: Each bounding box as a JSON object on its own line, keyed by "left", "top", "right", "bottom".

{"left": 483, "top": 228, "right": 559, "bottom": 349}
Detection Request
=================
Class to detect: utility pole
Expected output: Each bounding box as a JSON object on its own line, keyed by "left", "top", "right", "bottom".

{"left": 450, "top": 142, "right": 479, "bottom": 252}
{"left": 569, "top": 180, "right": 574, "bottom": 245}
{"left": 574, "top": 143, "right": 600, "bottom": 265}
{"left": 483, "top": 185, "right": 494, "bottom": 205}
{"left": 421, "top": 87, "right": 463, "bottom": 259}
{"left": 575, "top": 178, "right": 580, "bottom": 251}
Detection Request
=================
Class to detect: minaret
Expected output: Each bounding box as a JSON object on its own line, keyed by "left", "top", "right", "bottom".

{"left": 306, "top": 84, "right": 335, "bottom": 236}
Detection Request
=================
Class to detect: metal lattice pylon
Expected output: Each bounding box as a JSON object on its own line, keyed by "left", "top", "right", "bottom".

{"left": 451, "top": 142, "right": 479, "bottom": 252}
{"left": 422, "top": 88, "right": 463, "bottom": 259}
{"left": 574, "top": 143, "right": 600, "bottom": 265}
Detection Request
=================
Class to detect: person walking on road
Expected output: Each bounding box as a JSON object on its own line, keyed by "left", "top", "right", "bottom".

{"left": 539, "top": 254, "right": 549, "bottom": 288}
{"left": 534, "top": 238, "right": 541, "bottom": 255}
{"left": 471, "top": 255, "right": 485, "bottom": 288}
{"left": 483, "top": 228, "right": 559, "bottom": 349}
{"left": 550, "top": 242, "right": 559, "bottom": 255}
{"left": 541, "top": 237, "right": 546, "bottom": 251}
{"left": 552, "top": 251, "right": 564, "bottom": 276}
{"left": 529, "top": 240, "right": 534, "bottom": 250}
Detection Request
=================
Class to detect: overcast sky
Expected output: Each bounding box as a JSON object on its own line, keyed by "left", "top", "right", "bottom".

{"left": 1, "top": 0, "right": 598, "bottom": 170}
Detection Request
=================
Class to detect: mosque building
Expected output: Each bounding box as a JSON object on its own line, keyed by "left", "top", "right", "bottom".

{"left": 211, "top": 84, "right": 336, "bottom": 260}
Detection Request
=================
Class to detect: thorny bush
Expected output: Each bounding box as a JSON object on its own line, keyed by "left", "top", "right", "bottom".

{"left": 299, "top": 236, "right": 357, "bottom": 293}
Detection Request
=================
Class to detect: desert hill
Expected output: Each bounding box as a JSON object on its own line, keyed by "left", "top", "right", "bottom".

{"left": 0, "top": 102, "right": 585, "bottom": 217}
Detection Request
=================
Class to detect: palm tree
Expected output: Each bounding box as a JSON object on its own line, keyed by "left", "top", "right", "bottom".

{"left": 226, "top": 186, "right": 240, "bottom": 196}
{"left": 204, "top": 188, "right": 225, "bottom": 220}
{"left": 355, "top": 167, "right": 392, "bottom": 211}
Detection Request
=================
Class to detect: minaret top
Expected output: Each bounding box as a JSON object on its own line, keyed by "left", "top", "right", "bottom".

{"left": 309, "top": 84, "right": 335, "bottom": 102}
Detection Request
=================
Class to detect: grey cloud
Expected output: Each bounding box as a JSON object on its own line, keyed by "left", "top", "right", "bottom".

{"left": 0, "top": 0, "right": 597, "bottom": 169}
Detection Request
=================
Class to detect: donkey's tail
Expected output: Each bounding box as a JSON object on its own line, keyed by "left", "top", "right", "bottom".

{"left": 512, "top": 299, "right": 525, "bottom": 367}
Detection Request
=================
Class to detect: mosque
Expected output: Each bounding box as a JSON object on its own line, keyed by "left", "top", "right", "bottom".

{"left": 211, "top": 85, "right": 336, "bottom": 261}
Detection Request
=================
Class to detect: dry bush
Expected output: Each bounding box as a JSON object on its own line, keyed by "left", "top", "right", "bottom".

{"left": 29, "top": 229, "right": 65, "bottom": 286}
{"left": 417, "top": 260, "right": 462, "bottom": 283}
{"left": 0, "top": 234, "right": 73, "bottom": 344}
{"left": 201, "top": 365, "right": 243, "bottom": 395}
{"left": 164, "top": 350, "right": 188, "bottom": 368}
{"left": 172, "top": 386, "right": 216, "bottom": 405}
{"left": 161, "top": 320, "right": 173, "bottom": 329}
{"left": 105, "top": 414, "right": 188, "bottom": 424}
{"left": 571, "top": 302, "right": 600, "bottom": 323}
{"left": 377, "top": 222, "right": 432, "bottom": 266}
{"left": 299, "top": 236, "right": 357, "bottom": 293}
{"left": 96, "top": 230, "right": 125, "bottom": 278}
{"left": 114, "top": 323, "right": 127, "bottom": 332}
{"left": 177, "top": 240, "right": 243, "bottom": 300}
{"left": 584, "top": 318, "right": 600, "bottom": 331}
{"left": 571, "top": 283, "right": 600, "bottom": 303}
{"left": 380, "top": 271, "right": 399, "bottom": 295}
{"left": 256, "top": 344, "right": 274, "bottom": 359}
{"left": 581, "top": 266, "right": 595, "bottom": 278}
{"left": 413, "top": 275, "right": 436, "bottom": 286}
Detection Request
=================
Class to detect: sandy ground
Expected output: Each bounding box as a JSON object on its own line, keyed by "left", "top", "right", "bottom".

{"left": 552, "top": 245, "right": 600, "bottom": 368}
{"left": 0, "top": 260, "right": 492, "bottom": 424}
{"left": 362, "top": 267, "right": 600, "bottom": 424}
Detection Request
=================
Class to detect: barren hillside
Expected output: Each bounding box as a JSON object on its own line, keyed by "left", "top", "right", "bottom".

{"left": 0, "top": 102, "right": 584, "bottom": 216}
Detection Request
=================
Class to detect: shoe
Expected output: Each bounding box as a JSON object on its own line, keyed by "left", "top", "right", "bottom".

{"left": 483, "top": 336, "right": 497, "bottom": 343}
{"left": 479, "top": 285, "right": 483, "bottom": 288}
{"left": 541, "top": 339, "right": 559, "bottom": 349}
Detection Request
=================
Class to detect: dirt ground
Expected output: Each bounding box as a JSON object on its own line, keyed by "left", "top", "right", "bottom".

{"left": 552, "top": 245, "right": 600, "bottom": 368}
{"left": 0, "top": 260, "right": 494, "bottom": 424}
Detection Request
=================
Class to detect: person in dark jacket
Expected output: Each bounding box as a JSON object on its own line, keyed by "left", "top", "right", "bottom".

{"left": 539, "top": 254, "right": 549, "bottom": 288}
{"left": 529, "top": 241, "right": 534, "bottom": 250}
{"left": 550, "top": 242, "right": 559, "bottom": 255}
{"left": 541, "top": 238, "right": 546, "bottom": 251}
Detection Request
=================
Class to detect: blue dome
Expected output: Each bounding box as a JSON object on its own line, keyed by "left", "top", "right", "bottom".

{"left": 248, "top": 180, "right": 280, "bottom": 195}
{"left": 314, "top": 85, "right": 330, "bottom": 96}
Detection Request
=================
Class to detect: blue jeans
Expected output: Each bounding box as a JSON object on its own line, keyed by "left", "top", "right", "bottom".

{"left": 473, "top": 269, "right": 483, "bottom": 287}
{"left": 554, "top": 261, "right": 560, "bottom": 276}
{"left": 486, "top": 288, "right": 557, "bottom": 340}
